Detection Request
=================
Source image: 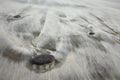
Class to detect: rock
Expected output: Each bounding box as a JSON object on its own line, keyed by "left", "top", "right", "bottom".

{"left": 30, "top": 54, "right": 55, "bottom": 65}
{"left": 89, "top": 32, "right": 95, "bottom": 35}
{"left": 13, "top": 15, "right": 21, "bottom": 18}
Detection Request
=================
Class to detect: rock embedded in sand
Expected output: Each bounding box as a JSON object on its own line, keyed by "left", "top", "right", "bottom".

{"left": 30, "top": 54, "right": 55, "bottom": 65}
{"left": 89, "top": 32, "right": 95, "bottom": 35}
{"left": 13, "top": 15, "right": 21, "bottom": 18}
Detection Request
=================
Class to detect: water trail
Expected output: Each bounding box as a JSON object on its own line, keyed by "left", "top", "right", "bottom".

{"left": 0, "top": 0, "right": 120, "bottom": 80}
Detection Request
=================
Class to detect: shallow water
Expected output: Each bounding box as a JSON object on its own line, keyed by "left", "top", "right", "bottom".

{"left": 0, "top": 0, "right": 120, "bottom": 80}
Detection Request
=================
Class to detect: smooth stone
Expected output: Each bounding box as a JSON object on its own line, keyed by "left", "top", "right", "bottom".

{"left": 30, "top": 54, "right": 55, "bottom": 65}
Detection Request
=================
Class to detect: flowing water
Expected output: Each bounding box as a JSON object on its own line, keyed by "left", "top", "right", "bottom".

{"left": 0, "top": 0, "right": 120, "bottom": 80}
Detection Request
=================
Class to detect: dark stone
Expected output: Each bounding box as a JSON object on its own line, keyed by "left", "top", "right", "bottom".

{"left": 30, "top": 54, "right": 55, "bottom": 65}
{"left": 89, "top": 32, "right": 95, "bottom": 35}
{"left": 13, "top": 15, "right": 21, "bottom": 18}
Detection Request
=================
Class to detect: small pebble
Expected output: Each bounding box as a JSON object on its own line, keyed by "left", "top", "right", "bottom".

{"left": 89, "top": 32, "right": 95, "bottom": 35}
{"left": 13, "top": 15, "right": 21, "bottom": 18}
